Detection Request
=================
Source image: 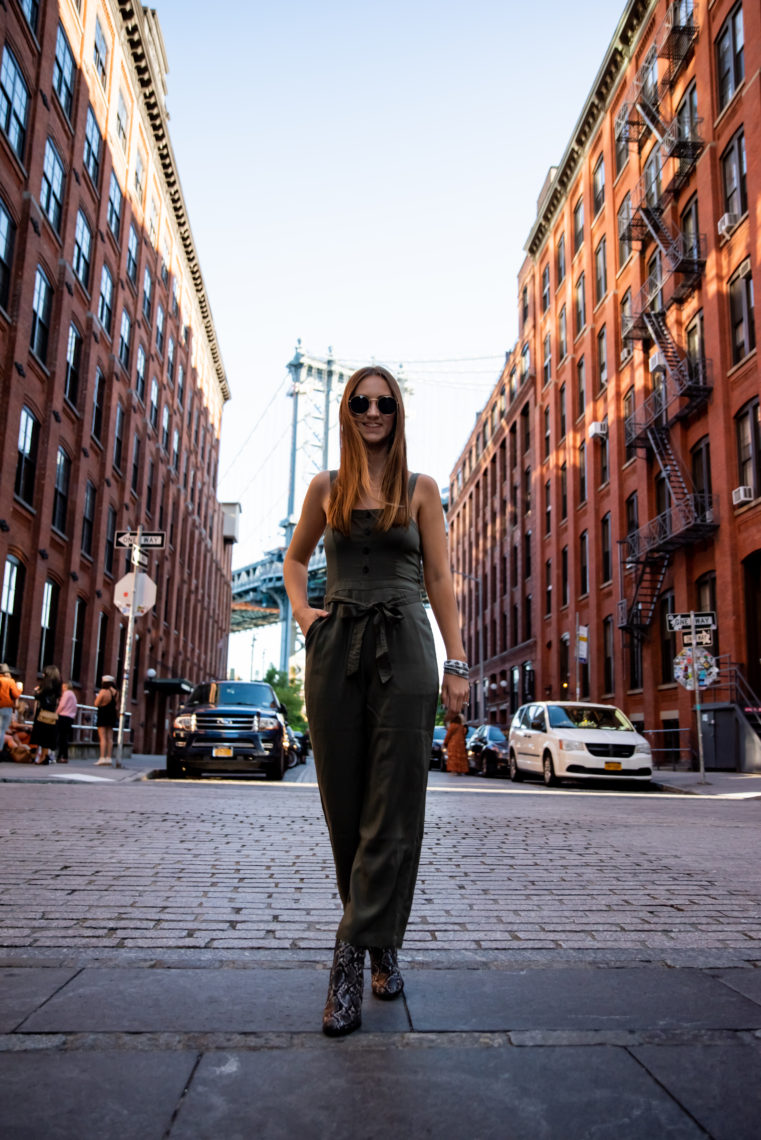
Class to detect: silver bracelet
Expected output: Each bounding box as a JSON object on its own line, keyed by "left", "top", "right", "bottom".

{"left": 443, "top": 659, "right": 469, "bottom": 677}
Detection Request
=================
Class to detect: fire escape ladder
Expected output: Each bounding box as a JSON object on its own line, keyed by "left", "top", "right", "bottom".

{"left": 657, "top": 2, "right": 700, "bottom": 88}
{"left": 617, "top": 550, "right": 671, "bottom": 638}
{"left": 644, "top": 309, "right": 712, "bottom": 423}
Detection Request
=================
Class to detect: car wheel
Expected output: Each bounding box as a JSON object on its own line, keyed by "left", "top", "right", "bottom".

{"left": 481, "top": 751, "right": 493, "bottom": 778}
{"left": 542, "top": 751, "right": 557, "bottom": 787}
{"left": 509, "top": 750, "right": 522, "bottom": 782}
{"left": 269, "top": 750, "right": 286, "bottom": 781}
{"left": 166, "top": 753, "right": 183, "bottom": 779}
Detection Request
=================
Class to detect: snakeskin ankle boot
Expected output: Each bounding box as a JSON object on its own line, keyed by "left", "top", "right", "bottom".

{"left": 369, "top": 946, "right": 404, "bottom": 1000}
{"left": 322, "top": 940, "right": 366, "bottom": 1036}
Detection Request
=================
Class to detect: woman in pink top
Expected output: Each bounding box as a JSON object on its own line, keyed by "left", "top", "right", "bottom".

{"left": 56, "top": 682, "right": 78, "bottom": 764}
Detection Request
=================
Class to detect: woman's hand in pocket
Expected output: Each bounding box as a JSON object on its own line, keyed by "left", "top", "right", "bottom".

{"left": 296, "top": 607, "right": 330, "bottom": 638}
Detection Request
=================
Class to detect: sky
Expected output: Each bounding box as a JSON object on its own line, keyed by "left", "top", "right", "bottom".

{"left": 152, "top": 0, "right": 627, "bottom": 676}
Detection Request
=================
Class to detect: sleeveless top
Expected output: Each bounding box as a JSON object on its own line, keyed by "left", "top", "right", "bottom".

{"left": 317, "top": 472, "right": 426, "bottom": 683}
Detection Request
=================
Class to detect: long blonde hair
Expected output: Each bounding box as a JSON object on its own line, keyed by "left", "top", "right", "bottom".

{"left": 327, "top": 366, "right": 409, "bottom": 536}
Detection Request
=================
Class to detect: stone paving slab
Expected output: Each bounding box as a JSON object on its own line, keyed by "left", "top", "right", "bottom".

{"left": 0, "top": 967, "right": 79, "bottom": 1033}
{"left": 15, "top": 965, "right": 409, "bottom": 1035}
{"left": 403, "top": 966, "right": 761, "bottom": 1033}
{"left": 630, "top": 1042, "right": 761, "bottom": 1140}
{"left": 0, "top": 1049, "right": 197, "bottom": 1140}
{"left": 168, "top": 1042, "right": 705, "bottom": 1140}
{"left": 713, "top": 967, "right": 761, "bottom": 1005}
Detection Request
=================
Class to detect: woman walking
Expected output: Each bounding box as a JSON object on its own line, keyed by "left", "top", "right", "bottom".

{"left": 94, "top": 676, "right": 119, "bottom": 766}
{"left": 444, "top": 713, "right": 469, "bottom": 775}
{"left": 30, "top": 665, "right": 62, "bottom": 765}
{"left": 284, "top": 365, "right": 469, "bottom": 1036}
{"left": 56, "top": 682, "right": 78, "bottom": 764}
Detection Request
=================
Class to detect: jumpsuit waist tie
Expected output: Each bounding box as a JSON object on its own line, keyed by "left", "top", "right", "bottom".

{"left": 324, "top": 592, "right": 423, "bottom": 684}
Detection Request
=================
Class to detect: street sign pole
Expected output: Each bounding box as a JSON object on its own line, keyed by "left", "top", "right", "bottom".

{"left": 115, "top": 525, "right": 141, "bottom": 768}
{"left": 575, "top": 612, "right": 580, "bottom": 701}
{"left": 691, "top": 610, "right": 707, "bottom": 784}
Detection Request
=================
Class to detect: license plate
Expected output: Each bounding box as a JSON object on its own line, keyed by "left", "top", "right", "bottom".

{"left": 604, "top": 761, "right": 622, "bottom": 771}
{"left": 213, "top": 746, "right": 234, "bottom": 758}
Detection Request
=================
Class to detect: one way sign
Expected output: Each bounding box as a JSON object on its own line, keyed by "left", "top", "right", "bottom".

{"left": 115, "top": 531, "right": 166, "bottom": 549}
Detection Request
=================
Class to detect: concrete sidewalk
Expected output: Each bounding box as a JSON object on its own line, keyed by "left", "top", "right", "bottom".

{"left": 1, "top": 951, "right": 760, "bottom": 1138}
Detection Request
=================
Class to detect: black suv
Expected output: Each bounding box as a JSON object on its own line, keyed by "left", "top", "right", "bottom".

{"left": 166, "top": 680, "right": 288, "bottom": 780}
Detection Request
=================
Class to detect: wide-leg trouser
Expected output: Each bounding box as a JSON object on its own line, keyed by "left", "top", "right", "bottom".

{"left": 304, "top": 599, "right": 438, "bottom": 948}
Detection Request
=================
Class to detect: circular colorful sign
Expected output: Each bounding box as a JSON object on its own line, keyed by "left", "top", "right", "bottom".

{"left": 673, "top": 647, "right": 719, "bottom": 690}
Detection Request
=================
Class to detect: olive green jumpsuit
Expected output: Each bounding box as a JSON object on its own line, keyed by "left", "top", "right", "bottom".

{"left": 304, "top": 474, "right": 439, "bottom": 948}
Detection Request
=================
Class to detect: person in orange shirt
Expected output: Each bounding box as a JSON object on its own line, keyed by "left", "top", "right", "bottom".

{"left": 0, "top": 663, "right": 22, "bottom": 746}
{"left": 444, "top": 714, "right": 469, "bottom": 775}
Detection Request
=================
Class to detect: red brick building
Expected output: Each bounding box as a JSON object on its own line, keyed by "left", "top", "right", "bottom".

{"left": 448, "top": 0, "right": 760, "bottom": 769}
{"left": 0, "top": 0, "right": 236, "bottom": 752}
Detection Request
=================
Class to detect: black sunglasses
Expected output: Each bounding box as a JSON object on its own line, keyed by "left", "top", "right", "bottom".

{"left": 348, "top": 394, "right": 397, "bottom": 416}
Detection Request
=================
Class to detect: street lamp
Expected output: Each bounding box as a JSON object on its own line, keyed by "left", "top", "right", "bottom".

{"left": 452, "top": 569, "right": 484, "bottom": 720}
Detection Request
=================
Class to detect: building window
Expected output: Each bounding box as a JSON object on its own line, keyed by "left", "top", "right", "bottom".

{"left": 83, "top": 106, "right": 101, "bottom": 185}
{"left": 113, "top": 403, "right": 124, "bottom": 471}
{"left": 93, "top": 17, "right": 109, "bottom": 87}
{"left": 81, "top": 481, "right": 96, "bottom": 556}
{"left": 53, "top": 24, "right": 75, "bottom": 119}
{"left": 618, "top": 193, "right": 632, "bottom": 266}
{"left": 676, "top": 79, "right": 699, "bottom": 148}
{"left": 70, "top": 597, "right": 86, "bottom": 682}
{"left": 576, "top": 356, "right": 586, "bottom": 418}
{"left": 559, "top": 383, "right": 567, "bottom": 439}
{"left": 524, "top": 531, "right": 532, "bottom": 579}
{"left": 599, "top": 417, "right": 609, "bottom": 484}
{"left": 716, "top": 3, "right": 744, "bottom": 111}
{"left": 592, "top": 156, "right": 605, "bottom": 216}
{"left": 146, "top": 459, "right": 155, "bottom": 515}
{"left": 0, "top": 197, "right": 15, "bottom": 310}
{"left": 561, "top": 547, "right": 569, "bottom": 607}
{"left": 116, "top": 90, "right": 129, "bottom": 150}
{"left": 118, "top": 309, "right": 132, "bottom": 369}
{"left": 149, "top": 197, "right": 159, "bottom": 243}
{"left": 72, "top": 210, "right": 92, "bottom": 288}
{"left": 30, "top": 267, "right": 52, "bottom": 363}
{"left": 107, "top": 172, "right": 122, "bottom": 240}
{"left": 721, "top": 129, "right": 747, "bottom": 217}
{"left": 14, "top": 406, "right": 39, "bottom": 506}
{"left": 0, "top": 46, "right": 29, "bottom": 161}
{"left": 558, "top": 305, "right": 567, "bottom": 359}
{"left": 660, "top": 591, "right": 676, "bottom": 684}
{"left": 156, "top": 304, "right": 165, "bottom": 355}
{"left": 556, "top": 233, "right": 566, "bottom": 284}
{"left": 601, "top": 512, "right": 612, "bottom": 581}
{"left": 542, "top": 333, "right": 551, "bottom": 386}
{"left": 524, "top": 596, "right": 532, "bottom": 642}
{"left": 521, "top": 342, "right": 530, "bottom": 380}
{"left": 40, "top": 140, "right": 65, "bottom": 233}
{"left": 521, "top": 403, "right": 530, "bottom": 452}
{"left": 98, "top": 264, "right": 114, "bottom": 335}
{"left": 134, "top": 149, "right": 146, "bottom": 203}
{"left": 594, "top": 237, "right": 607, "bottom": 304}
{"left": 94, "top": 611, "right": 108, "bottom": 685}
{"left": 172, "top": 428, "right": 180, "bottom": 471}
{"left": 647, "top": 249, "right": 664, "bottom": 312}
{"left": 623, "top": 387, "right": 636, "bottom": 462}
{"left": 696, "top": 572, "right": 719, "bottom": 656}
{"left": 615, "top": 117, "right": 629, "bottom": 175}
{"left": 573, "top": 197, "right": 584, "bottom": 254}
{"left": 135, "top": 344, "right": 146, "bottom": 403}
{"left": 161, "top": 404, "right": 170, "bottom": 451}
{"left": 127, "top": 224, "right": 138, "bottom": 284}
{"left": 545, "top": 560, "right": 552, "bottom": 615}
{"left": 560, "top": 462, "right": 567, "bottom": 519}
{"left": 574, "top": 273, "right": 586, "bottom": 334}
{"left": 104, "top": 506, "right": 116, "bottom": 576}
{"left": 149, "top": 377, "right": 159, "bottom": 429}
{"left": 38, "top": 579, "right": 60, "bottom": 672}
{"left": 544, "top": 480, "right": 551, "bottom": 534}
{"left": 52, "top": 447, "right": 71, "bottom": 533}
{"left": 64, "top": 323, "right": 82, "bottom": 406}
{"left": 602, "top": 616, "right": 614, "bottom": 693}
{"left": 579, "top": 531, "right": 588, "bottom": 595}
{"left": 643, "top": 148, "right": 662, "bottom": 209}
{"left": 625, "top": 491, "right": 639, "bottom": 540}
{"left": 729, "top": 260, "right": 755, "bottom": 364}
{"left": 91, "top": 369, "right": 105, "bottom": 442}
{"left": 691, "top": 436, "right": 712, "bottom": 513}
{"left": 681, "top": 195, "right": 700, "bottom": 262}
{"left": 131, "top": 433, "right": 141, "bottom": 494}
{"left": 143, "top": 266, "right": 152, "bottom": 322}
{"left": 543, "top": 407, "right": 551, "bottom": 460}
{"left": 620, "top": 289, "right": 632, "bottom": 353}
{"left": 736, "top": 398, "right": 761, "bottom": 495}
{"left": 596, "top": 326, "right": 607, "bottom": 389}
{"left": 0, "top": 555, "right": 25, "bottom": 666}
{"left": 167, "top": 336, "right": 175, "bottom": 383}
{"left": 578, "top": 440, "right": 587, "bottom": 503}
{"left": 541, "top": 264, "right": 550, "bottom": 312}
{"left": 521, "top": 285, "right": 528, "bottom": 326}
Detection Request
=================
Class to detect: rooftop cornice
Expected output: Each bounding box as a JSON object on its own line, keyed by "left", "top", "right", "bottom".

{"left": 524, "top": 0, "right": 655, "bottom": 259}
{"left": 116, "top": 1, "right": 230, "bottom": 402}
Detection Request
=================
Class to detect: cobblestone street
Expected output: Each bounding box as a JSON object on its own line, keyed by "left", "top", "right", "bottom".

{"left": 2, "top": 779, "right": 760, "bottom": 961}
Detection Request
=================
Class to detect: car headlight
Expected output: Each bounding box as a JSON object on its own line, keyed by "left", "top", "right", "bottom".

{"left": 557, "top": 738, "right": 574, "bottom": 751}
{"left": 173, "top": 713, "right": 196, "bottom": 732}
{"left": 258, "top": 715, "right": 280, "bottom": 730}
{"left": 634, "top": 742, "right": 651, "bottom": 755}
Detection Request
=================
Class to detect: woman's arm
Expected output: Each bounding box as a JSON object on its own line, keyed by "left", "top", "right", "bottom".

{"left": 283, "top": 472, "right": 331, "bottom": 636}
{"left": 415, "top": 475, "right": 470, "bottom": 716}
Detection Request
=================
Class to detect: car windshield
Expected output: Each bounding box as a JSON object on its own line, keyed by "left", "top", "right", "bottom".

{"left": 186, "top": 682, "right": 277, "bottom": 708}
{"left": 487, "top": 726, "right": 507, "bottom": 742}
{"left": 432, "top": 726, "right": 446, "bottom": 739}
{"left": 547, "top": 704, "right": 634, "bottom": 731}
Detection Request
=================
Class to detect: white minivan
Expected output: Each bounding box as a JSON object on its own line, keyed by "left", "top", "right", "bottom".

{"left": 508, "top": 701, "right": 653, "bottom": 786}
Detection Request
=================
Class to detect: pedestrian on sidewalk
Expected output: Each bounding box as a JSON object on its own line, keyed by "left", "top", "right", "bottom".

{"left": 56, "top": 682, "right": 78, "bottom": 764}
{"left": 94, "top": 676, "right": 119, "bottom": 765}
{"left": 444, "top": 713, "right": 469, "bottom": 775}
{"left": 30, "top": 665, "right": 62, "bottom": 765}
{"left": 0, "top": 663, "right": 22, "bottom": 744}
{"left": 284, "top": 365, "right": 469, "bottom": 1037}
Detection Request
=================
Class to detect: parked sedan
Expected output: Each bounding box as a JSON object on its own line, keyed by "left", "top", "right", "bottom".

{"left": 430, "top": 725, "right": 447, "bottom": 769}
{"left": 467, "top": 723, "right": 510, "bottom": 777}
{"left": 508, "top": 701, "right": 653, "bottom": 786}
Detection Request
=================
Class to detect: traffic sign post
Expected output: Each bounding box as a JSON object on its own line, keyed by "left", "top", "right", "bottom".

{"left": 690, "top": 611, "right": 706, "bottom": 784}
{"left": 116, "top": 530, "right": 166, "bottom": 549}
{"left": 682, "top": 629, "right": 713, "bottom": 648}
{"left": 671, "top": 611, "right": 719, "bottom": 785}
{"left": 666, "top": 611, "right": 716, "bottom": 632}
{"left": 112, "top": 526, "right": 159, "bottom": 769}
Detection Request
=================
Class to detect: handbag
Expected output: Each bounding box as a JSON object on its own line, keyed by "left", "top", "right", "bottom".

{"left": 37, "top": 709, "right": 58, "bottom": 725}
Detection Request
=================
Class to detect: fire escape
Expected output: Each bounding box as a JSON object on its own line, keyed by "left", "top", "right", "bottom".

{"left": 614, "top": 2, "right": 717, "bottom": 642}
